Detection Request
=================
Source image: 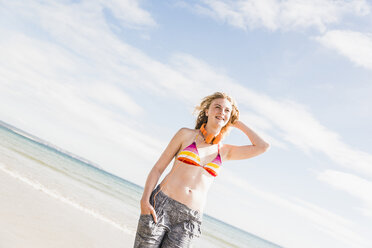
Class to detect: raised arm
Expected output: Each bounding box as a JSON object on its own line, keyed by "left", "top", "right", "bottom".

{"left": 224, "top": 120, "right": 270, "bottom": 161}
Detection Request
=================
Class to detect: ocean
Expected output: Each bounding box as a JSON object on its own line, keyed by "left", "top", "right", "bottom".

{"left": 0, "top": 122, "right": 282, "bottom": 248}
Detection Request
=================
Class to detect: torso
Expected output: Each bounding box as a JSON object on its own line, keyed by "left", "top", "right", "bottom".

{"left": 159, "top": 129, "right": 226, "bottom": 213}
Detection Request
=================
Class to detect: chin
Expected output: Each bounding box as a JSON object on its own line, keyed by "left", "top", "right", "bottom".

{"left": 218, "top": 123, "right": 227, "bottom": 128}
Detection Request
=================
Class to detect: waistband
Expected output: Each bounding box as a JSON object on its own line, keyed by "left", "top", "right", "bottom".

{"left": 151, "top": 184, "right": 203, "bottom": 221}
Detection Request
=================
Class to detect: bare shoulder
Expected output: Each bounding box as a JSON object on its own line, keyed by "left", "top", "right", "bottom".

{"left": 181, "top": 127, "right": 198, "bottom": 133}
{"left": 177, "top": 127, "right": 197, "bottom": 141}
{"left": 151, "top": 127, "right": 197, "bottom": 174}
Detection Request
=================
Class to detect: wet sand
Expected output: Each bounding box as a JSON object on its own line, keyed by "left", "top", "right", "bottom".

{"left": 0, "top": 169, "right": 134, "bottom": 248}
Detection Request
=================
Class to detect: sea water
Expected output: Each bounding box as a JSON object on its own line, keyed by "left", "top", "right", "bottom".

{"left": 0, "top": 122, "right": 282, "bottom": 248}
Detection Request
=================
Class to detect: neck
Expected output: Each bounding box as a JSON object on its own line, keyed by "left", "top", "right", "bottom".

{"left": 204, "top": 123, "right": 221, "bottom": 136}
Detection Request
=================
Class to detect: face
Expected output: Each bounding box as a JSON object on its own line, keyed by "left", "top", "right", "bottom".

{"left": 206, "top": 98, "right": 232, "bottom": 127}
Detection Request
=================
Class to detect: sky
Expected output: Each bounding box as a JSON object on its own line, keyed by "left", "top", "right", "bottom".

{"left": 0, "top": 1, "right": 371, "bottom": 247}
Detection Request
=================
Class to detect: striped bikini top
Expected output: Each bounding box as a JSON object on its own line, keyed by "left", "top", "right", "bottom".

{"left": 176, "top": 131, "right": 222, "bottom": 177}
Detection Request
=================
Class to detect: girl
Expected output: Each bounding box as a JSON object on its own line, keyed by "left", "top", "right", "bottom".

{"left": 134, "top": 92, "right": 270, "bottom": 247}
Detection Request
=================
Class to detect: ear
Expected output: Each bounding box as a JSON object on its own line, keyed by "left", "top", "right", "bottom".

{"left": 205, "top": 110, "right": 208, "bottom": 116}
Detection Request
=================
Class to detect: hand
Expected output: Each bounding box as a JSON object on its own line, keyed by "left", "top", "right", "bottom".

{"left": 140, "top": 199, "right": 158, "bottom": 223}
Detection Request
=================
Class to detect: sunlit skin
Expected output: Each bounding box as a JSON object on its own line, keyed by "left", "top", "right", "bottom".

{"left": 140, "top": 98, "right": 270, "bottom": 223}
{"left": 204, "top": 98, "right": 232, "bottom": 136}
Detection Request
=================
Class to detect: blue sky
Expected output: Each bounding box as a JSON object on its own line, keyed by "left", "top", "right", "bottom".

{"left": 1, "top": 1, "right": 372, "bottom": 247}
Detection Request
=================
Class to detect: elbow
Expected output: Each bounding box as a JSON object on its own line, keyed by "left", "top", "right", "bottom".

{"left": 151, "top": 165, "right": 163, "bottom": 177}
{"left": 261, "top": 142, "right": 271, "bottom": 151}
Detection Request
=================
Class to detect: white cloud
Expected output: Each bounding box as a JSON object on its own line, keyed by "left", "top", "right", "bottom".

{"left": 190, "top": 0, "right": 370, "bottom": 32}
{"left": 184, "top": 0, "right": 372, "bottom": 74}
{"left": 217, "top": 169, "right": 367, "bottom": 248}
{"left": 84, "top": 84, "right": 144, "bottom": 116}
{"left": 239, "top": 112, "right": 288, "bottom": 149}
{"left": 318, "top": 169, "right": 372, "bottom": 217}
{"left": 2, "top": 0, "right": 156, "bottom": 29}
{"left": 98, "top": 0, "right": 156, "bottom": 28}
{"left": 316, "top": 30, "right": 372, "bottom": 70}
{"left": 226, "top": 86, "right": 372, "bottom": 177}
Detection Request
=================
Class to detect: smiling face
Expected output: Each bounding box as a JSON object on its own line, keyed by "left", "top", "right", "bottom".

{"left": 205, "top": 98, "right": 233, "bottom": 127}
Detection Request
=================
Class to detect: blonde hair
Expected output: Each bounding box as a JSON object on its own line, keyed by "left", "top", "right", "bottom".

{"left": 193, "top": 92, "right": 239, "bottom": 140}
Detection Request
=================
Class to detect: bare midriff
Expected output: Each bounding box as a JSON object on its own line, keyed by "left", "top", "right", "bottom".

{"left": 159, "top": 159, "right": 214, "bottom": 213}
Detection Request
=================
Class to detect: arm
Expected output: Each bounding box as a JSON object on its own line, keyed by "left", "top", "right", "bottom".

{"left": 224, "top": 120, "right": 270, "bottom": 161}
{"left": 140, "top": 128, "right": 186, "bottom": 220}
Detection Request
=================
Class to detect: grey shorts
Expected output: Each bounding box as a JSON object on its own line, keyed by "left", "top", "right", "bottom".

{"left": 133, "top": 184, "right": 203, "bottom": 248}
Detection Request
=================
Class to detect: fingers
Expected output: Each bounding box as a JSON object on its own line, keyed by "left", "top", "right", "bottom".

{"left": 151, "top": 208, "right": 158, "bottom": 223}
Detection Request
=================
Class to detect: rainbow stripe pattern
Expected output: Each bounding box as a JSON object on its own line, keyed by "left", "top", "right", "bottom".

{"left": 177, "top": 141, "right": 222, "bottom": 177}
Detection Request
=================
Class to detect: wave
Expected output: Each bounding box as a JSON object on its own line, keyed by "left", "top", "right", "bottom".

{"left": 0, "top": 162, "right": 135, "bottom": 236}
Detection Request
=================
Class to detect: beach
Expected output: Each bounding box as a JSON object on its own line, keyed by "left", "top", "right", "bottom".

{"left": 0, "top": 168, "right": 133, "bottom": 248}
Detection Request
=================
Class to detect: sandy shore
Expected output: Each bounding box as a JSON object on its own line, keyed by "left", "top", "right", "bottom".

{"left": 0, "top": 169, "right": 135, "bottom": 248}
